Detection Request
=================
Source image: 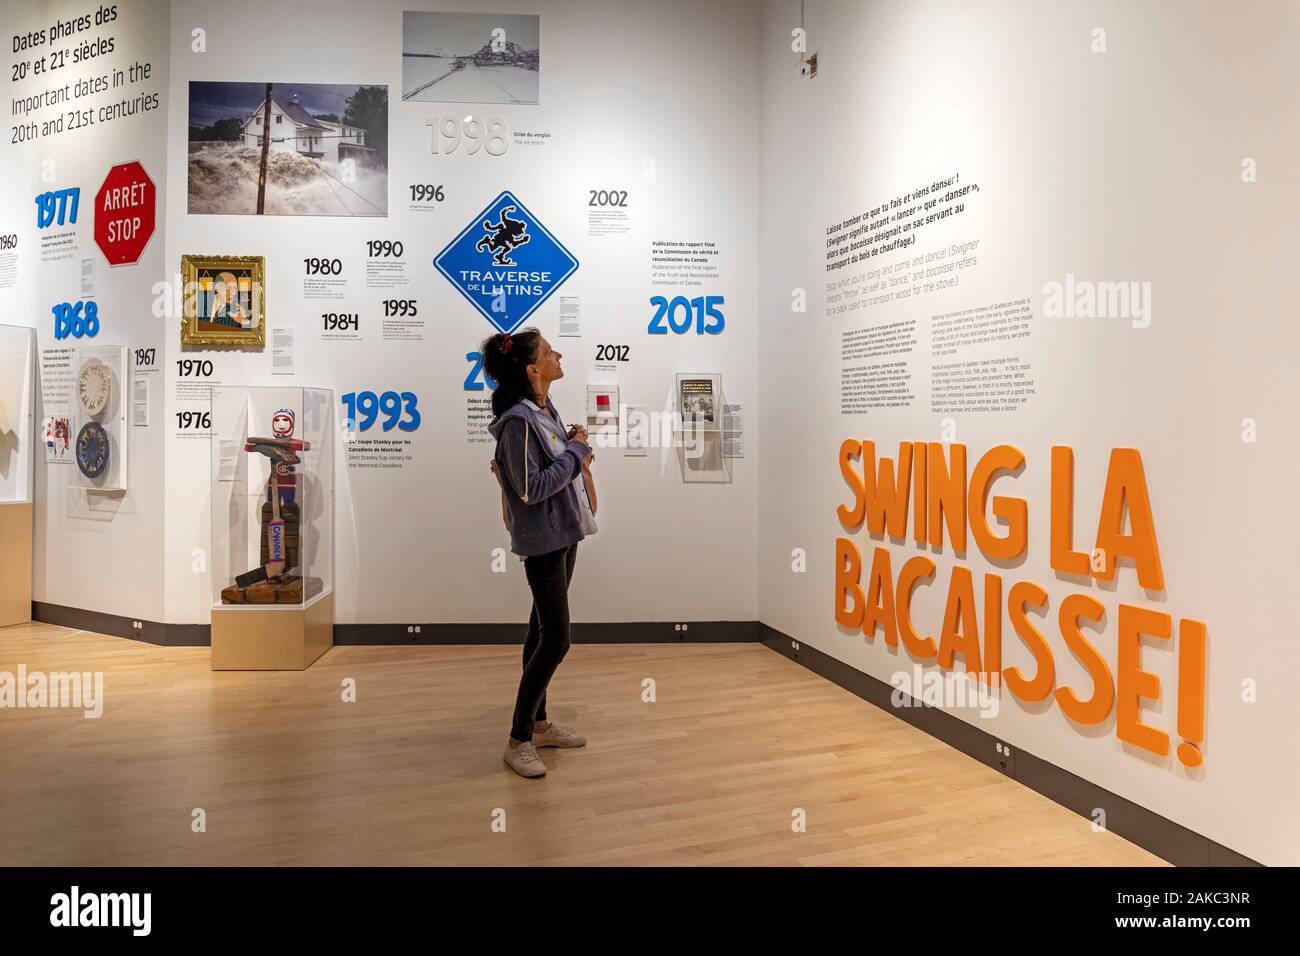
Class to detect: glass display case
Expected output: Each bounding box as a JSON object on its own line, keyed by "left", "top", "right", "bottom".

{"left": 674, "top": 371, "right": 732, "bottom": 483}
{"left": 0, "top": 324, "right": 36, "bottom": 627}
{"left": 0, "top": 324, "right": 35, "bottom": 505}
{"left": 210, "top": 385, "right": 333, "bottom": 610}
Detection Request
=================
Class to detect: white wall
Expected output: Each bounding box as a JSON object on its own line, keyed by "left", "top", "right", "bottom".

{"left": 0, "top": 0, "right": 170, "bottom": 620}
{"left": 161, "top": 0, "right": 760, "bottom": 624}
{"left": 757, "top": 0, "right": 1300, "bottom": 865}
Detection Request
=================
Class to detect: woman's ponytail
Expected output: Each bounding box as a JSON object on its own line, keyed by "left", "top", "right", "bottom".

{"left": 482, "top": 328, "right": 542, "bottom": 417}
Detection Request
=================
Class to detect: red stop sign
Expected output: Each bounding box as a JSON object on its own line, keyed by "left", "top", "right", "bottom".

{"left": 94, "top": 161, "right": 155, "bottom": 266}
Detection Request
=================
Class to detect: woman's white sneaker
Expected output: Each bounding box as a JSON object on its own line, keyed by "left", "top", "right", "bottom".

{"left": 503, "top": 741, "right": 547, "bottom": 777}
{"left": 533, "top": 723, "right": 587, "bottom": 748}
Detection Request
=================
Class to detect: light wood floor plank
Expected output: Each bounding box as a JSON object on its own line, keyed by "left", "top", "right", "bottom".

{"left": 0, "top": 622, "right": 1164, "bottom": 866}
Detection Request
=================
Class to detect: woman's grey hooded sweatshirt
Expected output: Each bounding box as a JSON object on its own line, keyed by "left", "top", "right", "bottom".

{"left": 488, "top": 397, "right": 596, "bottom": 557}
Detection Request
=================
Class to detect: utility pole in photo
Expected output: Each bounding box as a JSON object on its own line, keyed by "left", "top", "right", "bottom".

{"left": 256, "top": 82, "right": 272, "bottom": 214}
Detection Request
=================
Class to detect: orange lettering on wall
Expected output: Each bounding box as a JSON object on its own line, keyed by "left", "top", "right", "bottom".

{"left": 1054, "top": 593, "right": 1115, "bottom": 724}
{"left": 1050, "top": 446, "right": 1091, "bottom": 576}
{"left": 863, "top": 546, "right": 898, "bottom": 646}
{"left": 982, "top": 573, "right": 1002, "bottom": 686}
{"left": 926, "top": 442, "right": 967, "bottom": 551}
{"left": 834, "top": 537, "right": 865, "bottom": 629}
{"left": 861, "top": 441, "right": 913, "bottom": 539}
{"left": 1116, "top": 603, "right": 1172, "bottom": 756}
{"left": 968, "top": 444, "right": 1028, "bottom": 560}
{"left": 1094, "top": 448, "right": 1165, "bottom": 589}
{"left": 832, "top": 437, "right": 1208, "bottom": 769}
{"left": 938, "top": 565, "right": 982, "bottom": 673}
{"left": 837, "top": 439, "right": 866, "bottom": 529}
{"left": 913, "top": 444, "right": 928, "bottom": 544}
{"left": 896, "top": 555, "right": 938, "bottom": 659}
{"left": 1004, "top": 580, "right": 1054, "bottom": 702}
{"left": 1176, "top": 618, "right": 1207, "bottom": 768}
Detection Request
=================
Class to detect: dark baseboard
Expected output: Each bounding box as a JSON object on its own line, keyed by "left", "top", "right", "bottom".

{"left": 758, "top": 623, "right": 1260, "bottom": 868}
{"left": 334, "top": 620, "right": 760, "bottom": 645}
{"left": 162, "top": 623, "right": 214, "bottom": 647}
{"left": 29, "top": 603, "right": 759, "bottom": 647}
{"left": 31, "top": 602, "right": 169, "bottom": 645}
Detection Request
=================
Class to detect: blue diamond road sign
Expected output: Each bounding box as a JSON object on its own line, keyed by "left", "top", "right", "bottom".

{"left": 434, "top": 190, "right": 579, "bottom": 335}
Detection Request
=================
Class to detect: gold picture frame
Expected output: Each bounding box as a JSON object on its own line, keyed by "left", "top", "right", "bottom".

{"left": 180, "top": 254, "right": 266, "bottom": 348}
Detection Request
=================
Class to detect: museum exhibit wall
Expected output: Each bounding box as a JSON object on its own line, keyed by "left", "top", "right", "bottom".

{"left": 0, "top": 0, "right": 761, "bottom": 626}
{"left": 158, "top": 0, "right": 759, "bottom": 625}
{"left": 0, "top": 0, "right": 171, "bottom": 622}
{"left": 756, "top": 0, "right": 1300, "bottom": 865}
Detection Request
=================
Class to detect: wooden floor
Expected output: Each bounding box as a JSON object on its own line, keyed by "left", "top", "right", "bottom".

{"left": 0, "top": 622, "right": 1163, "bottom": 866}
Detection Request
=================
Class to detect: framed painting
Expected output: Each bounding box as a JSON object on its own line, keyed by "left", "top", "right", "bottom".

{"left": 181, "top": 254, "right": 266, "bottom": 347}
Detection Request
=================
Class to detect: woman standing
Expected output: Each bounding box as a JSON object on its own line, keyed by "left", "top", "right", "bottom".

{"left": 484, "top": 328, "right": 598, "bottom": 778}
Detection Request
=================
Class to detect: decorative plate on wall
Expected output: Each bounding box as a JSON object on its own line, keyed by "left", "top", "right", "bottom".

{"left": 75, "top": 421, "right": 110, "bottom": 478}
{"left": 77, "top": 359, "right": 112, "bottom": 416}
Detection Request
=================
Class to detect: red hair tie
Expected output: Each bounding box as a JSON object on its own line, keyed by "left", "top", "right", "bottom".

{"left": 499, "top": 333, "right": 513, "bottom": 353}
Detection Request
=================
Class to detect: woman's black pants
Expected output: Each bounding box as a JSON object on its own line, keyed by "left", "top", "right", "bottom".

{"left": 510, "top": 543, "right": 578, "bottom": 742}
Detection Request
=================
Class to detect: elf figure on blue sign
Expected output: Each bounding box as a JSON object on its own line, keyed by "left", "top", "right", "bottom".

{"left": 476, "top": 205, "right": 531, "bottom": 266}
